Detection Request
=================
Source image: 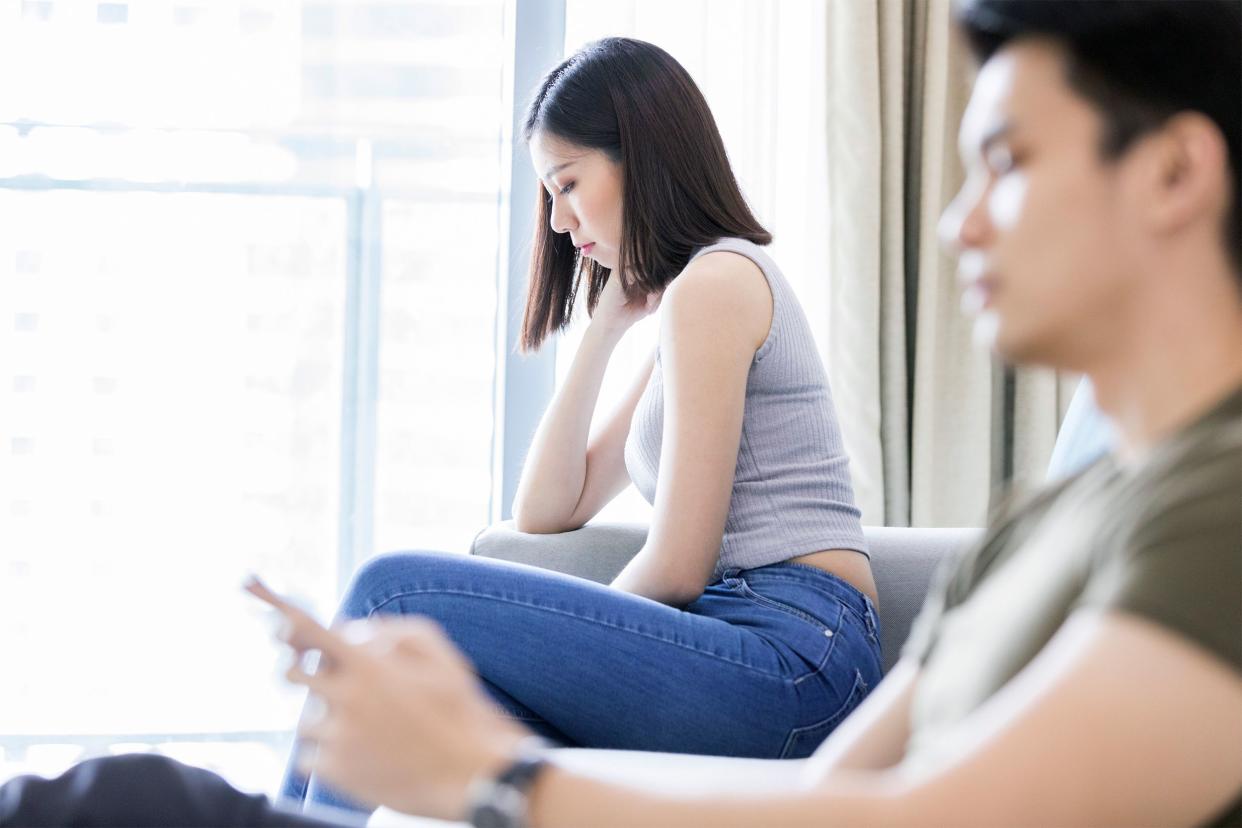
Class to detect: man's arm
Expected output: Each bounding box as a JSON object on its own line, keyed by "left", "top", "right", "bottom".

{"left": 800, "top": 658, "right": 919, "bottom": 777}
{"left": 525, "top": 611, "right": 1242, "bottom": 827}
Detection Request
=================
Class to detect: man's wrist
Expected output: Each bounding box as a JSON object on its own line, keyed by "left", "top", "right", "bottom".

{"left": 464, "top": 736, "right": 551, "bottom": 828}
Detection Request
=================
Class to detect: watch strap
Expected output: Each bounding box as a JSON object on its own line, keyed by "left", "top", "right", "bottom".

{"left": 467, "top": 737, "right": 550, "bottom": 828}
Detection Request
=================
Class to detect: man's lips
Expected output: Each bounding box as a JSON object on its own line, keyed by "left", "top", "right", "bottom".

{"left": 961, "top": 276, "right": 999, "bottom": 314}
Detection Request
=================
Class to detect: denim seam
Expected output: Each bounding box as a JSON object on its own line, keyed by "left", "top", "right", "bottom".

{"left": 365, "top": 587, "right": 794, "bottom": 680}
{"left": 742, "top": 574, "right": 874, "bottom": 630}
{"left": 779, "top": 668, "right": 868, "bottom": 758}
{"left": 740, "top": 568, "right": 872, "bottom": 607}
{"left": 733, "top": 580, "right": 833, "bottom": 632}
{"left": 733, "top": 575, "right": 859, "bottom": 628}
{"left": 726, "top": 580, "right": 843, "bottom": 686}
{"left": 792, "top": 604, "right": 845, "bottom": 686}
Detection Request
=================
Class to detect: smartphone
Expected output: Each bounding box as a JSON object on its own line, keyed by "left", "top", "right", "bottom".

{"left": 244, "top": 575, "right": 346, "bottom": 662}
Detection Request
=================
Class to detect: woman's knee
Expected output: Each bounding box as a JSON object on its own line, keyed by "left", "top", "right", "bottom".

{"left": 337, "top": 549, "right": 470, "bottom": 619}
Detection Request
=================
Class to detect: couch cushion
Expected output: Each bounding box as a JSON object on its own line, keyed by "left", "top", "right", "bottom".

{"left": 863, "top": 527, "right": 981, "bottom": 672}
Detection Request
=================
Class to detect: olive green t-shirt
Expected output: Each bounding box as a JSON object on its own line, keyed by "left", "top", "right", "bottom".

{"left": 902, "top": 383, "right": 1242, "bottom": 827}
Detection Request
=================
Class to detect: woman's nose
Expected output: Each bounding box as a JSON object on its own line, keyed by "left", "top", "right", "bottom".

{"left": 549, "top": 195, "right": 578, "bottom": 235}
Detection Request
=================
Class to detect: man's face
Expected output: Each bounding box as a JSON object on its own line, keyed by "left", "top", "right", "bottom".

{"left": 940, "top": 39, "right": 1140, "bottom": 367}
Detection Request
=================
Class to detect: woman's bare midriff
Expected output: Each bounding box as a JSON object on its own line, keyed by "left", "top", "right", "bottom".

{"left": 786, "top": 548, "right": 880, "bottom": 609}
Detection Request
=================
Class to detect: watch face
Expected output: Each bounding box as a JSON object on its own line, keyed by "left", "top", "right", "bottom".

{"left": 473, "top": 803, "right": 509, "bottom": 828}
{"left": 470, "top": 784, "right": 526, "bottom": 828}
{"left": 469, "top": 751, "right": 546, "bottom": 828}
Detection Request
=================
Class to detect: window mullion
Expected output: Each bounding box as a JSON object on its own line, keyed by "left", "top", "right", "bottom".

{"left": 491, "top": 0, "right": 566, "bottom": 524}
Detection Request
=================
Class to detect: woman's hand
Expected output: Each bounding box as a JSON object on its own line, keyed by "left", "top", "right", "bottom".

{"left": 588, "top": 272, "right": 662, "bottom": 339}
{"left": 279, "top": 614, "right": 531, "bottom": 819}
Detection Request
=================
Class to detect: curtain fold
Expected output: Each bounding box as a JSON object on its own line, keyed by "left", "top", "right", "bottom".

{"left": 822, "top": 0, "right": 1070, "bottom": 528}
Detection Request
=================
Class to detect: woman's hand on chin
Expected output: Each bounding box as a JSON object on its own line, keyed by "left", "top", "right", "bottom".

{"left": 285, "top": 617, "right": 532, "bottom": 820}
{"left": 589, "top": 271, "right": 663, "bottom": 339}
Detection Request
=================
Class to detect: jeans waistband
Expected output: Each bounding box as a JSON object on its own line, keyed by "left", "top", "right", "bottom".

{"left": 719, "top": 561, "right": 877, "bottom": 625}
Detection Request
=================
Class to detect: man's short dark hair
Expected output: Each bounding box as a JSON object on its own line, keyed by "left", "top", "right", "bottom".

{"left": 956, "top": 0, "right": 1242, "bottom": 281}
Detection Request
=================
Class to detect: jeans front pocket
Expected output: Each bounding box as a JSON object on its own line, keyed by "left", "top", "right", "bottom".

{"left": 778, "top": 668, "right": 870, "bottom": 759}
{"left": 730, "top": 576, "right": 836, "bottom": 634}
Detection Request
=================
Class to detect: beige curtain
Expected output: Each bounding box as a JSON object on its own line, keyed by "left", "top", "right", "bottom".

{"left": 820, "top": 0, "right": 1077, "bottom": 528}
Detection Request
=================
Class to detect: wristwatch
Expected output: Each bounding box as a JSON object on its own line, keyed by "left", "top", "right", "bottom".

{"left": 467, "top": 738, "right": 550, "bottom": 828}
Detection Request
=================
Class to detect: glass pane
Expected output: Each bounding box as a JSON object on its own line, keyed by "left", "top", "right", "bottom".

{"left": 0, "top": 189, "right": 346, "bottom": 741}
{"left": 0, "top": 0, "right": 510, "bottom": 792}
{"left": 373, "top": 198, "right": 499, "bottom": 556}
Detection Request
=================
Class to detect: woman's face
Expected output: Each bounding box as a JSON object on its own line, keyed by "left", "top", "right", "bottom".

{"left": 528, "top": 131, "right": 624, "bottom": 270}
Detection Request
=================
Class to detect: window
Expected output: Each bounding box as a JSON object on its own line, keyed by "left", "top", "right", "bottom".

{"left": 0, "top": 0, "right": 519, "bottom": 794}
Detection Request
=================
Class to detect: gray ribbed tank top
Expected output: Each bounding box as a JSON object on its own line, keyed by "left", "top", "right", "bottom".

{"left": 624, "top": 237, "right": 868, "bottom": 581}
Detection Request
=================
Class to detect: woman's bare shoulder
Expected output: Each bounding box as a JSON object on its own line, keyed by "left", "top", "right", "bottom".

{"left": 661, "top": 251, "right": 773, "bottom": 351}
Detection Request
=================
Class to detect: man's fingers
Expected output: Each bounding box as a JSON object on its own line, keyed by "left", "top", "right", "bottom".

{"left": 244, "top": 576, "right": 355, "bottom": 666}
{"left": 369, "top": 617, "right": 465, "bottom": 663}
{"left": 285, "top": 658, "right": 340, "bottom": 696}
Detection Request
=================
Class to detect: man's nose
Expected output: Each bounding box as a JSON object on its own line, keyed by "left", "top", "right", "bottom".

{"left": 939, "top": 177, "right": 990, "bottom": 255}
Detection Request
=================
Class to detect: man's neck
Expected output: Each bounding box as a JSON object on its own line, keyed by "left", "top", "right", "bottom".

{"left": 1086, "top": 264, "right": 1242, "bottom": 465}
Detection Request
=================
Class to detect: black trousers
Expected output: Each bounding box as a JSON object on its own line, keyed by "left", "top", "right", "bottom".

{"left": 0, "top": 754, "right": 359, "bottom": 828}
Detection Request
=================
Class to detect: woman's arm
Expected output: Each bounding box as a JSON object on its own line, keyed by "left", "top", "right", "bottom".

{"left": 609, "top": 251, "right": 773, "bottom": 606}
{"left": 511, "top": 277, "right": 659, "bottom": 534}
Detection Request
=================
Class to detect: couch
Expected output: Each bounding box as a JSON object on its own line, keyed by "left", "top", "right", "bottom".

{"left": 370, "top": 380, "right": 1113, "bottom": 827}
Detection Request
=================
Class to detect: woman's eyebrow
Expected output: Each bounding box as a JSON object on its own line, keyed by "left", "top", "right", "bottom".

{"left": 543, "top": 160, "right": 575, "bottom": 180}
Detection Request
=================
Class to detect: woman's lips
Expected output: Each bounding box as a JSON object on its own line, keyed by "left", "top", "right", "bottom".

{"left": 581, "top": 243, "right": 595, "bottom": 255}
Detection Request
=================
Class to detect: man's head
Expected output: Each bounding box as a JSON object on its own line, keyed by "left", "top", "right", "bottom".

{"left": 941, "top": 0, "right": 1241, "bottom": 368}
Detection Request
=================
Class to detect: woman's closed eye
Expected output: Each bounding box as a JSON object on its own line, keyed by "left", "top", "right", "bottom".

{"left": 558, "top": 181, "right": 576, "bottom": 195}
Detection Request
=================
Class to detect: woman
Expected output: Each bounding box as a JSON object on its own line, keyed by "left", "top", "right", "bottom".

{"left": 282, "top": 35, "right": 881, "bottom": 812}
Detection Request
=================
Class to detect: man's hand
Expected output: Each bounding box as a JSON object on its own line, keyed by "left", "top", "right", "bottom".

{"left": 281, "top": 616, "right": 532, "bottom": 819}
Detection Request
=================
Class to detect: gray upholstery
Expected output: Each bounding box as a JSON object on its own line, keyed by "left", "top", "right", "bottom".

{"left": 470, "top": 521, "right": 647, "bottom": 585}
{"left": 470, "top": 522, "right": 981, "bottom": 674}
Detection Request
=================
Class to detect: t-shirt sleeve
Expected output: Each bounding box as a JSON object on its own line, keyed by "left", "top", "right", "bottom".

{"left": 899, "top": 496, "right": 1051, "bottom": 665}
{"left": 900, "top": 569, "right": 950, "bottom": 665}
{"left": 1076, "top": 466, "right": 1242, "bottom": 676}
{"left": 900, "top": 542, "right": 983, "bottom": 665}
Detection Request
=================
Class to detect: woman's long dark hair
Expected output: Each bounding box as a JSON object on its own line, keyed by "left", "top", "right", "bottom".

{"left": 519, "top": 37, "right": 771, "bottom": 352}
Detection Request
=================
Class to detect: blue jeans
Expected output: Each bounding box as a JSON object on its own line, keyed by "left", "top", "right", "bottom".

{"left": 279, "top": 551, "right": 883, "bottom": 814}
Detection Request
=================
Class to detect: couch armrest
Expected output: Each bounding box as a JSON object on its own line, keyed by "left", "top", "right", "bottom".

{"left": 470, "top": 520, "right": 647, "bottom": 585}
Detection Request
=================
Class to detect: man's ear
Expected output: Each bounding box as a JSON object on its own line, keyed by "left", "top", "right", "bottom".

{"left": 1138, "top": 112, "right": 1231, "bottom": 239}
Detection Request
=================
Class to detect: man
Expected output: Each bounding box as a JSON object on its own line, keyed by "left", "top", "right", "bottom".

{"left": 3, "top": 1, "right": 1240, "bottom": 826}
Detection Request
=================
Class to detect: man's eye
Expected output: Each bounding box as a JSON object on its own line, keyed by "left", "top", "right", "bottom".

{"left": 559, "top": 181, "right": 575, "bottom": 195}
{"left": 985, "top": 144, "right": 1017, "bottom": 174}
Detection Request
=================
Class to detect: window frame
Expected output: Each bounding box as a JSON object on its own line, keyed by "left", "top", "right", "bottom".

{"left": 0, "top": 0, "right": 566, "bottom": 772}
